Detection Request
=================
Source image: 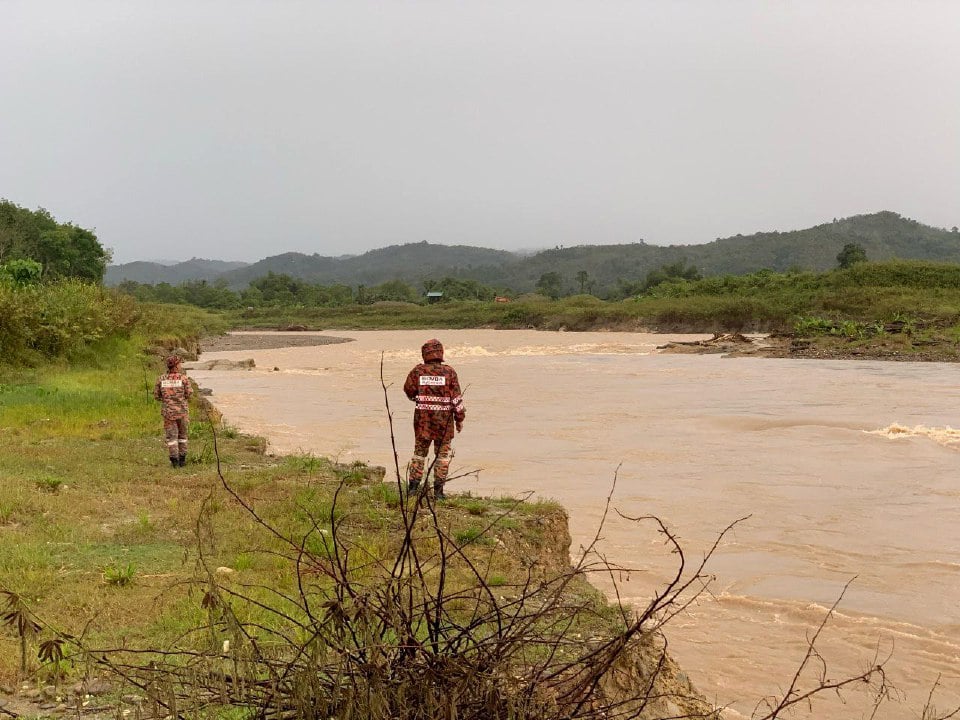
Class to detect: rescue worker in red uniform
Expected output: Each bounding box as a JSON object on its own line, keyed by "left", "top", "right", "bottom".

{"left": 403, "top": 339, "right": 465, "bottom": 499}
{"left": 154, "top": 355, "right": 193, "bottom": 468}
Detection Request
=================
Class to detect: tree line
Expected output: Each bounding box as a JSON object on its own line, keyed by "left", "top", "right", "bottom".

{"left": 116, "top": 273, "right": 508, "bottom": 309}
{"left": 117, "top": 244, "right": 871, "bottom": 310}
{"left": 0, "top": 199, "right": 110, "bottom": 282}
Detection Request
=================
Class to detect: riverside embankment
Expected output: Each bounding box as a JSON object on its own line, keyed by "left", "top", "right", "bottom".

{"left": 0, "top": 338, "right": 717, "bottom": 720}
{"left": 191, "top": 329, "right": 960, "bottom": 719}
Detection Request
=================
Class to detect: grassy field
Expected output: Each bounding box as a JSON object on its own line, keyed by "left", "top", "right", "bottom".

{"left": 0, "top": 341, "right": 595, "bottom": 676}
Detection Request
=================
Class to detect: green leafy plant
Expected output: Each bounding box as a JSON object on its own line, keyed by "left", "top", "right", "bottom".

{"left": 103, "top": 563, "right": 137, "bottom": 587}
{"left": 336, "top": 462, "right": 368, "bottom": 486}
{"left": 458, "top": 499, "right": 488, "bottom": 516}
{"left": 35, "top": 475, "right": 63, "bottom": 493}
{"left": 454, "top": 526, "right": 495, "bottom": 547}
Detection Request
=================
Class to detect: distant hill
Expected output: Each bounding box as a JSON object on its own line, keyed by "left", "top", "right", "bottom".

{"left": 215, "top": 242, "right": 518, "bottom": 288}
{"left": 106, "top": 258, "right": 249, "bottom": 285}
{"left": 684, "top": 211, "right": 960, "bottom": 275}
{"left": 106, "top": 212, "right": 960, "bottom": 295}
{"left": 497, "top": 211, "right": 960, "bottom": 293}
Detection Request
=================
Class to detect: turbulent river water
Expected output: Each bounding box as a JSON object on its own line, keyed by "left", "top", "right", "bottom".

{"left": 190, "top": 329, "right": 960, "bottom": 718}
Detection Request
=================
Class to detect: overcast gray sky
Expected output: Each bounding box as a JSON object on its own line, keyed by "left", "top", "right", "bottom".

{"left": 2, "top": 1, "right": 958, "bottom": 264}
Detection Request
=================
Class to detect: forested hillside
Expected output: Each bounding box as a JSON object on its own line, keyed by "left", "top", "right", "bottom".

{"left": 215, "top": 242, "right": 518, "bottom": 288}
{"left": 105, "top": 212, "right": 960, "bottom": 295}
{"left": 106, "top": 258, "right": 249, "bottom": 285}
{"left": 499, "top": 212, "right": 960, "bottom": 294}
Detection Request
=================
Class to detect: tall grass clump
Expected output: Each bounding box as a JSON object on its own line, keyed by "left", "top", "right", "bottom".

{"left": 131, "top": 301, "right": 230, "bottom": 351}
{"left": 0, "top": 280, "right": 138, "bottom": 365}
{"left": 835, "top": 259, "right": 960, "bottom": 289}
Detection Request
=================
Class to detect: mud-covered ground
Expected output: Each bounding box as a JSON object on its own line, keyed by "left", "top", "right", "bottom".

{"left": 199, "top": 332, "right": 354, "bottom": 353}
{"left": 658, "top": 332, "right": 960, "bottom": 361}
{"left": 200, "top": 330, "right": 960, "bottom": 362}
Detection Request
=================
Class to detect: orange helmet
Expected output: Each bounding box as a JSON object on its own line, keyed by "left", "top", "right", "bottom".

{"left": 421, "top": 339, "right": 444, "bottom": 362}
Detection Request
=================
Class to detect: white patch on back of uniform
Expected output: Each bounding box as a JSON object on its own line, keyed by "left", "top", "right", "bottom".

{"left": 161, "top": 379, "right": 183, "bottom": 388}
{"left": 419, "top": 375, "right": 446, "bottom": 386}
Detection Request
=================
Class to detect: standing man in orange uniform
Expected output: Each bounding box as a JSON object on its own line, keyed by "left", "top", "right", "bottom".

{"left": 403, "top": 339, "right": 465, "bottom": 499}
{"left": 154, "top": 355, "right": 193, "bottom": 468}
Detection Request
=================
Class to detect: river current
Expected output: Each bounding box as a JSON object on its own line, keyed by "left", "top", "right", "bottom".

{"left": 190, "top": 329, "right": 960, "bottom": 718}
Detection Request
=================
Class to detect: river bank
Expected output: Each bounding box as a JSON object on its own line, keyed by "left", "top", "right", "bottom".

{"left": 0, "top": 342, "right": 717, "bottom": 720}
{"left": 189, "top": 328, "right": 960, "bottom": 719}
{"left": 201, "top": 326, "right": 960, "bottom": 362}
{"left": 655, "top": 331, "right": 960, "bottom": 361}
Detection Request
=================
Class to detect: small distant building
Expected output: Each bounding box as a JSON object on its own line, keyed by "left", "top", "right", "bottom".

{"left": 426, "top": 291, "right": 444, "bottom": 303}
{"left": 494, "top": 296, "right": 511, "bottom": 303}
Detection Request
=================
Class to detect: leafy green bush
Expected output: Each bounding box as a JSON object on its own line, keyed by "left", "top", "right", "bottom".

{"left": 0, "top": 200, "right": 110, "bottom": 282}
{"left": 131, "top": 302, "right": 229, "bottom": 349}
{"left": 0, "top": 259, "right": 43, "bottom": 286}
{"left": 0, "top": 281, "right": 138, "bottom": 364}
{"left": 103, "top": 563, "right": 137, "bottom": 587}
{"left": 836, "top": 260, "right": 960, "bottom": 289}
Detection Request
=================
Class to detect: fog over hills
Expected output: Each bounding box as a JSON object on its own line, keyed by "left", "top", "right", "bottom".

{"left": 106, "top": 212, "right": 960, "bottom": 295}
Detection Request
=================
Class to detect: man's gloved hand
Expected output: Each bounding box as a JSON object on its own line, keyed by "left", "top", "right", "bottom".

{"left": 456, "top": 419, "right": 463, "bottom": 433}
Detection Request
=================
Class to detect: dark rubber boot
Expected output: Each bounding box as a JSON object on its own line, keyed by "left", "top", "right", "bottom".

{"left": 178, "top": 454, "right": 187, "bottom": 467}
{"left": 433, "top": 482, "right": 446, "bottom": 501}
{"left": 170, "top": 457, "right": 179, "bottom": 468}
{"left": 408, "top": 479, "right": 421, "bottom": 495}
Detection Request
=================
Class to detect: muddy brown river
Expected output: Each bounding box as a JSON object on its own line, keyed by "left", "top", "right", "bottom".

{"left": 190, "top": 329, "right": 960, "bottom": 718}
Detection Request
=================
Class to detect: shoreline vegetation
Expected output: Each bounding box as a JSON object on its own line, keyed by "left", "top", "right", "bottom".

{"left": 3, "top": 299, "right": 938, "bottom": 717}
{"left": 0, "top": 305, "right": 730, "bottom": 719}
{"left": 3, "top": 198, "right": 959, "bottom": 715}
{"left": 0, "top": 291, "right": 944, "bottom": 720}
{"left": 193, "top": 259, "right": 960, "bottom": 363}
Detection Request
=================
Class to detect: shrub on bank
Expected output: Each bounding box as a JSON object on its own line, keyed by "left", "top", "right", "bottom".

{"left": 836, "top": 259, "right": 960, "bottom": 289}
{"left": 131, "top": 302, "right": 230, "bottom": 351}
{"left": 0, "top": 280, "right": 137, "bottom": 364}
{"left": 0, "top": 280, "right": 229, "bottom": 368}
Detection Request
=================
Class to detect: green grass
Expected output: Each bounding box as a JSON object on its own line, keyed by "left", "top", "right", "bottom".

{"left": 0, "top": 323, "right": 588, "bottom": 685}
{"left": 454, "top": 526, "right": 496, "bottom": 547}
{"left": 103, "top": 563, "right": 138, "bottom": 587}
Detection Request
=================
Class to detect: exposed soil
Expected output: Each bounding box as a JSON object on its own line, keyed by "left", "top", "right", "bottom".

{"left": 773, "top": 337, "right": 960, "bottom": 361}
{"left": 199, "top": 333, "right": 354, "bottom": 353}
{"left": 204, "top": 329, "right": 960, "bottom": 362}
{"left": 658, "top": 332, "right": 960, "bottom": 362}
